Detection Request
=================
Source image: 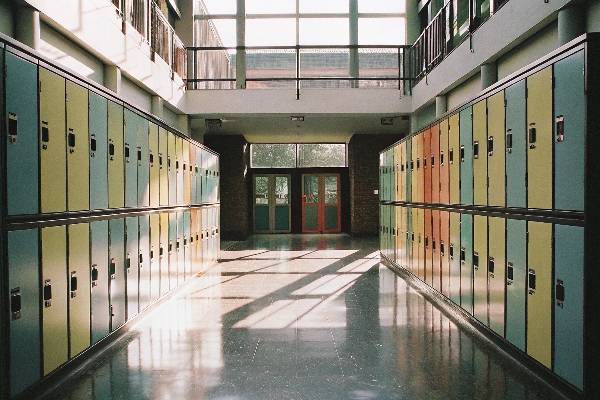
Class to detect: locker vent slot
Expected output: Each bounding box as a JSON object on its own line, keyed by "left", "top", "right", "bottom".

{"left": 44, "top": 280, "right": 52, "bottom": 308}
{"left": 473, "top": 141, "right": 479, "bottom": 159}
{"left": 8, "top": 112, "right": 18, "bottom": 143}
{"left": 556, "top": 279, "right": 564, "bottom": 308}
{"left": 10, "top": 288, "right": 22, "bottom": 320}
{"left": 507, "top": 262, "right": 514, "bottom": 284}
{"left": 473, "top": 252, "right": 479, "bottom": 270}
{"left": 488, "top": 257, "right": 495, "bottom": 277}
{"left": 91, "top": 265, "right": 99, "bottom": 286}
{"left": 506, "top": 130, "right": 513, "bottom": 153}
{"left": 556, "top": 116, "right": 564, "bottom": 142}
{"left": 528, "top": 269, "right": 536, "bottom": 294}
{"left": 487, "top": 136, "right": 494, "bottom": 156}
{"left": 110, "top": 259, "right": 116, "bottom": 279}
{"left": 460, "top": 146, "right": 465, "bottom": 162}
{"left": 70, "top": 272, "right": 78, "bottom": 298}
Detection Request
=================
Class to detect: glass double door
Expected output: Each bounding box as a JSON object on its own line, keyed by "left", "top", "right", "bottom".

{"left": 302, "top": 174, "right": 341, "bottom": 233}
{"left": 254, "top": 175, "right": 291, "bottom": 233}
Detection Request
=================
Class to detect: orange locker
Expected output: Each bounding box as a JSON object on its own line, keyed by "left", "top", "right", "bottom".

{"left": 439, "top": 118, "right": 450, "bottom": 205}
{"left": 432, "top": 209, "right": 441, "bottom": 292}
{"left": 424, "top": 208, "right": 433, "bottom": 286}
{"left": 431, "top": 124, "right": 440, "bottom": 204}
{"left": 424, "top": 128, "right": 432, "bottom": 204}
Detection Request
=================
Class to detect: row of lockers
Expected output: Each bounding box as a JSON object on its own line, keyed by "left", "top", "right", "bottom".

{"left": 7, "top": 207, "right": 220, "bottom": 397}
{"left": 379, "top": 204, "right": 583, "bottom": 390}
{"left": 2, "top": 46, "right": 219, "bottom": 217}
{"left": 380, "top": 48, "right": 584, "bottom": 212}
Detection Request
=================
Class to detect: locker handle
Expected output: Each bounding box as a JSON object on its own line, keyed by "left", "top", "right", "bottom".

{"left": 10, "top": 288, "right": 22, "bottom": 320}
{"left": 91, "top": 265, "right": 99, "bottom": 286}
{"left": 169, "top": 241, "right": 173, "bottom": 254}
{"left": 473, "top": 141, "right": 479, "bottom": 159}
{"left": 440, "top": 240, "right": 445, "bottom": 256}
{"left": 410, "top": 160, "right": 414, "bottom": 170}
{"left": 126, "top": 255, "right": 131, "bottom": 272}
{"left": 487, "top": 136, "right": 494, "bottom": 156}
{"left": 449, "top": 148, "right": 453, "bottom": 164}
{"left": 423, "top": 157, "right": 427, "bottom": 169}
{"left": 137, "top": 148, "right": 142, "bottom": 165}
{"left": 432, "top": 238, "right": 436, "bottom": 251}
{"left": 109, "top": 259, "right": 116, "bottom": 279}
{"left": 417, "top": 158, "right": 420, "bottom": 170}
{"left": 109, "top": 141, "right": 115, "bottom": 157}
{"left": 149, "top": 152, "right": 154, "bottom": 165}
{"left": 177, "top": 240, "right": 180, "bottom": 249}
{"left": 41, "top": 123, "right": 49, "bottom": 146}
{"left": 440, "top": 151, "right": 444, "bottom": 166}
{"left": 70, "top": 272, "right": 78, "bottom": 298}
{"left": 460, "top": 146, "right": 465, "bottom": 162}
{"left": 400, "top": 163, "right": 405, "bottom": 172}
{"left": 160, "top": 246, "right": 164, "bottom": 256}
{"left": 528, "top": 269, "right": 536, "bottom": 294}
{"left": 473, "top": 252, "right": 479, "bottom": 270}
{"left": 506, "top": 130, "right": 513, "bottom": 153}
{"left": 507, "top": 262, "right": 514, "bottom": 284}
{"left": 168, "top": 157, "right": 171, "bottom": 169}
{"left": 8, "top": 113, "right": 18, "bottom": 143}
{"left": 556, "top": 116, "right": 564, "bottom": 142}
{"left": 431, "top": 154, "right": 435, "bottom": 167}
{"left": 556, "top": 279, "right": 565, "bottom": 308}
{"left": 176, "top": 160, "right": 180, "bottom": 171}
{"left": 44, "top": 280, "right": 52, "bottom": 308}
{"left": 425, "top": 236, "right": 429, "bottom": 248}
{"left": 195, "top": 166, "right": 199, "bottom": 174}
{"left": 488, "top": 257, "right": 495, "bottom": 277}
{"left": 68, "top": 129, "right": 76, "bottom": 152}
{"left": 460, "top": 247, "right": 465, "bottom": 263}
{"left": 125, "top": 144, "right": 130, "bottom": 162}
{"left": 90, "top": 134, "right": 97, "bottom": 154}
{"left": 528, "top": 125, "right": 536, "bottom": 148}
{"left": 159, "top": 154, "right": 163, "bottom": 168}
{"left": 449, "top": 244, "right": 454, "bottom": 259}
{"left": 184, "top": 236, "right": 188, "bottom": 246}
{"left": 139, "top": 253, "right": 143, "bottom": 265}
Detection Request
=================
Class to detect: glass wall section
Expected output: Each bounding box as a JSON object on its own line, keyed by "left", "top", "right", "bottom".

{"left": 250, "top": 144, "right": 347, "bottom": 168}
{"left": 359, "top": 0, "right": 406, "bottom": 13}
{"left": 298, "top": 144, "right": 347, "bottom": 168}
{"left": 246, "top": 19, "right": 296, "bottom": 46}
{"left": 247, "top": 0, "right": 296, "bottom": 14}
{"left": 251, "top": 144, "right": 297, "bottom": 168}
{"left": 300, "top": 0, "right": 349, "bottom": 13}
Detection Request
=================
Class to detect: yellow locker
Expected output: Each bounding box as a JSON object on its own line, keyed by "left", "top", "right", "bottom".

{"left": 473, "top": 215, "right": 488, "bottom": 325}
{"left": 472, "top": 100, "right": 487, "bottom": 206}
{"left": 399, "top": 142, "right": 406, "bottom": 201}
{"left": 417, "top": 133, "right": 424, "bottom": 203}
{"left": 149, "top": 122, "right": 159, "bottom": 207}
{"left": 107, "top": 101, "right": 124, "bottom": 208}
{"left": 66, "top": 81, "right": 90, "bottom": 211}
{"left": 159, "top": 127, "right": 169, "bottom": 206}
{"left": 394, "top": 144, "right": 401, "bottom": 201}
{"left": 39, "top": 68, "right": 66, "bottom": 213}
{"left": 68, "top": 223, "right": 90, "bottom": 358}
{"left": 411, "top": 136, "right": 418, "bottom": 205}
{"left": 183, "top": 140, "right": 191, "bottom": 205}
{"left": 448, "top": 114, "right": 460, "bottom": 204}
{"left": 150, "top": 214, "right": 160, "bottom": 301}
{"left": 395, "top": 206, "right": 402, "bottom": 265}
{"left": 487, "top": 91, "right": 505, "bottom": 207}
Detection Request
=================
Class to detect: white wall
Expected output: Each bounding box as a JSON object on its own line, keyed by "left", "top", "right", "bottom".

{"left": 447, "top": 73, "right": 481, "bottom": 112}
{"left": 416, "top": 102, "right": 436, "bottom": 131}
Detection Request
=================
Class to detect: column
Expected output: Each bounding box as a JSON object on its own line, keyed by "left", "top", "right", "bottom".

{"left": 435, "top": 95, "right": 447, "bottom": 119}
{"left": 104, "top": 65, "right": 122, "bottom": 95}
{"left": 481, "top": 62, "right": 497, "bottom": 91}
{"left": 236, "top": 0, "right": 246, "bottom": 89}
{"left": 558, "top": 4, "right": 585, "bottom": 46}
{"left": 16, "top": 6, "right": 40, "bottom": 51}
{"left": 349, "top": 0, "right": 359, "bottom": 88}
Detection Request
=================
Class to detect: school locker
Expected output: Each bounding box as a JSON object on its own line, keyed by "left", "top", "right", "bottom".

{"left": 526, "top": 67, "right": 553, "bottom": 210}
{"left": 460, "top": 107, "right": 473, "bottom": 205}
{"left": 126, "top": 217, "right": 140, "bottom": 319}
{"left": 423, "top": 128, "right": 432, "bottom": 204}
{"left": 488, "top": 217, "right": 505, "bottom": 337}
{"left": 150, "top": 214, "right": 161, "bottom": 301}
{"left": 554, "top": 50, "right": 585, "bottom": 211}
{"left": 505, "top": 218, "right": 526, "bottom": 351}
{"left": 137, "top": 115, "right": 150, "bottom": 207}
{"left": 149, "top": 122, "right": 160, "bottom": 207}
{"left": 190, "top": 210, "right": 198, "bottom": 274}
{"left": 8, "top": 229, "right": 40, "bottom": 397}
{"left": 160, "top": 213, "right": 170, "bottom": 296}
{"left": 526, "top": 221, "right": 552, "bottom": 368}
{"left": 168, "top": 131, "right": 177, "bottom": 205}
{"left": 68, "top": 223, "right": 91, "bottom": 358}
{"left": 448, "top": 113, "right": 460, "bottom": 205}
{"left": 411, "top": 135, "right": 418, "bottom": 205}
{"left": 395, "top": 206, "right": 403, "bottom": 266}
{"left": 440, "top": 211, "right": 450, "bottom": 297}
{"left": 424, "top": 208, "right": 433, "bottom": 286}
{"left": 472, "top": 215, "right": 488, "bottom": 325}
{"left": 387, "top": 148, "right": 394, "bottom": 202}
{"left": 472, "top": 100, "right": 487, "bottom": 206}
{"left": 89, "top": 92, "right": 109, "bottom": 210}
{"left": 124, "top": 109, "right": 138, "bottom": 208}
{"left": 195, "top": 209, "right": 204, "bottom": 272}
{"left": 405, "top": 139, "right": 411, "bottom": 201}
{"left": 379, "top": 155, "right": 384, "bottom": 202}
{"left": 399, "top": 142, "right": 406, "bottom": 202}
{"left": 5, "top": 51, "right": 39, "bottom": 216}
{"left": 176, "top": 212, "right": 184, "bottom": 283}
{"left": 487, "top": 91, "right": 505, "bottom": 207}
{"left": 394, "top": 144, "right": 401, "bottom": 201}
{"left": 39, "top": 67, "right": 66, "bottom": 213}
{"left": 107, "top": 101, "right": 125, "bottom": 208}
{"left": 505, "top": 80, "right": 527, "bottom": 208}
{"left": 417, "top": 133, "right": 424, "bottom": 204}
{"left": 176, "top": 136, "right": 184, "bottom": 205}
{"left": 109, "top": 219, "right": 126, "bottom": 331}
{"left": 183, "top": 140, "right": 191, "bottom": 205}
{"left": 214, "top": 156, "right": 220, "bottom": 202}
{"left": 406, "top": 207, "right": 413, "bottom": 273}
{"left": 196, "top": 147, "right": 203, "bottom": 203}
{"left": 169, "top": 212, "right": 178, "bottom": 289}
{"left": 202, "top": 208, "right": 209, "bottom": 269}
{"left": 213, "top": 207, "right": 220, "bottom": 261}
{"left": 191, "top": 145, "right": 198, "bottom": 205}
{"left": 138, "top": 215, "right": 151, "bottom": 310}
{"left": 159, "top": 127, "right": 169, "bottom": 206}
{"left": 66, "top": 80, "right": 90, "bottom": 212}
{"left": 184, "top": 211, "right": 192, "bottom": 278}
{"left": 91, "top": 220, "right": 110, "bottom": 344}
{"left": 439, "top": 119, "right": 450, "bottom": 205}
{"left": 432, "top": 210, "right": 441, "bottom": 292}
{"left": 431, "top": 124, "right": 440, "bottom": 204}
{"left": 554, "top": 224, "right": 584, "bottom": 389}
{"left": 460, "top": 213, "right": 473, "bottom": 314}
{"left": 416, "top": 208, "right": 425, "bottom": 281}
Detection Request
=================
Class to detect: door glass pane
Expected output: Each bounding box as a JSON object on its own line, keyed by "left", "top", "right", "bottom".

{"left": 255, "top": 176, "right": 268, "bottom": 204}
{"left": 275, "top": 176, "right": 289, "bottom": 205}
{"left": 304, "top": 176, "right": 319, "bottom": 203}
{"left": 325, "top": 176, "right": 338, "bottom": 204}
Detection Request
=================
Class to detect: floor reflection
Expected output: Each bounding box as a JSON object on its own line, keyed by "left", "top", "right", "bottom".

{"left": 45, "top": 234, "right": 563, "bottom": 400}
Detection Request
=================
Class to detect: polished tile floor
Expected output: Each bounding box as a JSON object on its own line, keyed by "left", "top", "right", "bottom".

{"left": 44, "top": 234, "right": 565, "bottom": 400}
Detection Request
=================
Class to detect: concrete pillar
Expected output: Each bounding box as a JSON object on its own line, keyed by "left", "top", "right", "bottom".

{"left": 481, "top": 62, "right": 497, "bottom": 91}
{"left": 177, "top": 114, "right": 190, "bottom": 136}
{"left": 558, "top": 4, "right": 585, "bottom": 46}
{"left": 16, "top": 6, "right": 40, "bottom": 51}
{"left": 152, "top": 96, "right": 164, "bottom": 120}
{"left": 435, "top": 95, "right": 447, "bottom": 119}
{"left": 236, "top": 0, "right": 246, "bottom": 89}
{"left": 410, "top": 114, "right": 419, "bottom": 134}
{"left": 349, "top": 0, "right": 359, "bottom": 88}
{"left": 104, "top": 65, "right": 121, "bottom": 95}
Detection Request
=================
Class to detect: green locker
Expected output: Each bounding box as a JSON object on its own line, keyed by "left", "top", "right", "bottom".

{"left": 169, "top": 212, "right": 178, "bottom": 289}
{"left": 41, "top": 226, "right": 68, "bottom": 375}
{"left": 8, "top": 229, "right": 40, "bottom": 397}
{"left": 176, "top": 136, "right": 184, "bottom": 205}
{"left": 6, "top": 51, "right": 39, "bottom": 215}
{"left": 89, "top": 92, "right": 109, "bottom": 210}
{"left": 137, "top": 115, "right": 150, "bottom": 207}
{"left": 39, "top": 67, "right": 66, "bottom": 213}
{"left": 554, "top": 50, "right": 585, "bottom": 211}
{"left": 448, "top": 113, "right": 460, "bottom": 205}
{"left": 472, "top": 215, "right": 488, "bottom": 325}
{"left": 138, "top": 215, "right": 151, "bottom": 310}
{"left": 526, "top": 221, "right": 552, "bottom": 368}
{"left": 526, "top": 67, "right": 553, "bottom": 210}
{"left": 68, "top": 223, "right": 91, "bottom": 358}
{"left": 505, "top": 80, "right": 527, "bottom": 208}
{"left": 124, "top": 109, "right": 138, "bottom": 207}
{"left": 168, "top": 132, "right": 177, "bottom": 205}
{"left": 439, "top": 118, "right": 449, "bottom": 205}
{"left": 66, "top": 81, "right": 90, "bottom": 212}
{"left": 150, "top": 214, "right": 161, "bottom": 301}
{"left": 184, "top": 140, "right": 191, "bottom": 205}
{"left": 159, "top": 127, "right": 169, "bottom": 206}
{"left": 460, "top": 213, "right": 473, "bottom": 314}
{"left": 160, "top": 213, "right": 169, "bottom": 296}
{"left": 472, "top": 100, "right": 487, "bottom": 206}
{"left": 487, "top": 90, "right": 505, "bottom": 207}
{"left": 459, "top": 107, "right": 473, "bottom": 205}
{"left": 107, "top": 101, "right": 124, "bottom": 208}
{"left": 177, "top": 212, "right": 185, "bottom": 284}
{"left": 109, "top": 219, "right": 126, "bottom": 331}
{"left": 488, "top": 217, "right": 505, "bottom": 337}
{"left": 149, "top": 122, "right": 160, "bottom": 207}
{"left": 505, "top": 218, "right": 526, "bottom": 350}
{"left": 125, "top": 217, "right": 139, "bottom": 319}
{"left": 379, "top": 205, "right": 385, "bottom": 256}
{"left": 554, "top": 224, "right": 584, "bottom": 389}
{"left": 91, "top": 220, "right": 109, "bottom": 344}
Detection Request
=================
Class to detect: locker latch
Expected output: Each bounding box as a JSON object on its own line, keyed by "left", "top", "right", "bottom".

{"left": 44, "top": 279, "right": 52, "bottom": 308}
{"left": 110, "top": 259, "right": 116, "bottom": 280}
{"left": 70, "top": 271, "right": 78, "bottom": 298}
{"left": 487, "top": 136, "right": 494, "bottom": 157}
{"left": 473, "top": 141, "right": 479, "bottom": 159}
{"left": 440, "top": 151, "right": 444, "bottom": 166}
{"left": 169, "top": 241, "right": 173, "bottom": 254}
{"left": 150, "top": 247, "right": 154, "bottom": 261}
{"left": 91, "top": 265, "right": 99, "bottom": 287}
{"left": 90, "top": 134, "right": 97, "bottom": 157}
{"left": 184, "top": 236, "right": 188, "bottom": 246}
{"left": 109, "top": 140, "right": 115, "bottom": 160}
{"left": 176, "top": 160, "right": 180, "bottom": 171}
{"left": 417, "top": 158, "right": 420, "bottom": 170}
{"left": 449, "top": 244, "right": 454, "bottom": 260}
{"left": 41, "top": 121, "right": 49, "bottom": 150}
{"left": 528, "top": 124, "right": 536, "bottom": 149}
{"left": 440, "top": 240, "right": 445, "bottom": 256}
{"left": 432, "top": 238, "right": 436, "bottom": 252}
{"left": 425, "top": 236, "right": 429, "bottom": 248}
{"left": 68, "top": 129, "right": 76, "bottom": 153}
{"left": 556, "top": 279, "right": 565, "bottom": 308}
{"left": 460, "top": 247, "right": 466, "bottom": 264}
{"left": 10, "top": 288, "right": 22, "bottom": 320}
{"left": 149, "top": 151, "right": 154, "bottom": 166}
{"left": 556, "top": 116, "right": 564, "bottom": 142}
{"left": 160, "top": 246, "right": 164, "bottom": 257}
{"left": 423, "top": 157, "right": 427, "bottom": 169}
{"left": 168, "top": 157, "right": 171, "bottom": 169}
{"left": 449, "top": 148, "right": 454, "bottom": 164}
{"left": 431, "top": 154, "right": 435, "bottom": 167}
{"left": 528, "top": 269, "right": 536, "bottom": 295}
{"left": 159, "top": 153, "right": 163, "bottom": 169}
{"left": 507, "top": 262, "right": 514, "bottom": 285}
{"left": 488, "top": 257, "right": 495, "bottom": 278}
{"left": 460, "top": 146, "right": 465, "bottom": 162}
{"left": 506, "top": 130, "right": 513, "bottom": 154}
{"left": 139, "top": 252, "right": 144, "bottom": 265}
{"left": 473, "top": 252, "right": 479, "bottom": 270}
{"left": 8, "top": 112, "right": 18, "bottom": 143}
{"left": 125, "top": 143, "right": 130, "bottom": 162}
{"left": 177, "top": 240, "right": 180, "bottom": 250}
{"left": 137, "top": 147, "right": 142, "bottom": 166}
{"left": 126, "top": 254, "right": 131, "bottom": 273}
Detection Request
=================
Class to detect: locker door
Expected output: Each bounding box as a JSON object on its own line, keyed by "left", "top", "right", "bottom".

{"left": 395, "top": 206, "right": 402, "bottom": 265}
{"left": 6, "top": 52, "right": 39, "bottom": 215}
{"left": 505, "top": 218, "right": 526, "bottom": 351}
{"left": 137, "top": 115, "right": 150, "bottom": 207}
{"left": 66, "top": 81, "right": 90, "bottom": 212}
{"left": 189, "top": 210, "right": 197, "bottom": 274}
{"left": 109, "top": 219, "right": 126, "bottom": 331}
{"left": 431, "top": 124, "right": 440, "bottom": 204}
{"left": 124, "top": 109, "right": 138, "bottom": 208}
{"left": 125, "top": 217, "right": 139, "bottom": 319}
{"left": 554, "top": 50, "right": 584, "bottom": 211}
{"left": 460, "top": 213, "right": 473, "bottom": 314}
{"left": 526, "top": 67, "right": 553, "bottom": 209}
{"left": 39, "top": 67, "right": 66, "bottom": 213}
{"left": 169, "top": 212, "right": 178, "bottom": 289}
{"left": 68, "top": 223, "right": 91, "bottom": 358}
{"left": 107, "top": 101, "right": 124, "bottom": 208}
{"left": 176, "top": 136, "right": 184, "bottom": 205}
{"left": 90, "top": 220, "right": 109, "bottom": 344}
{"left": 448, "top": 113, "right": 460, "bottom": 205}
{"left": 526, "top": 221, "right": 552, "bottom": 368}
{"left": 406, "top": 207, "right": 413, "bottom": 273}
{"left": 202, "top": 208, "right": 209, "bottom": 269}
{"left": 8, "top": 229, "right": 40, "bottom": 397}
{"left": 214, "top": 207, "right": 220, "bottom": 261}
{"left": 417, "top": 133, "right": 424, "bottom": 203}
{"left": 405, "top": 139, "right": 411, "bottom": 202}
{"left": 196, "top": 209, "right": 204, "bottom": 272}
{"left": 177, "top": 212, "right": 185, "bottom": 284}
{"left": 138, "top": 215, "right": 151, "bottom": 310}
{"left": 505, "top": 80, "right": 527, "bottom": 208}
{"left": 440, "top": 210, "right": 450, "bottom": 297}
{"left": 459, "top": 107, "right": 473, "bottom": 205}
{"left": 168, "top": 131, "right": 177, "bottom": 205}
{"left": 158, "top": 127, "right": 169, "bottom": 206}
{"left": 149, "top": 122, "right": 159, "bottom": 207}
{"left": 394, "top": 144, "right": 400, "bottom": 201}
{"left": 89, "top": 92, "right": 108, "bottom": 210}
{"left": 160, "top": 213, "right": 169, "bottom": 296}
{"left": 473, "top": 215, "right": 488, "bottom": 325}
{"left": 439, "top": 119, "right": 450, "bottom": 205}
{"left": 411, "top": 136, "right": 418, "bottom": 205}
{"left": 150, "top": 214, "right": 160, "bottom": 301}
{"left": 417, "top": 208, "right": 425, "bottom": 281}
{"left": 554, "top": 224, "right": 584, "bottom": 389}
{"left": 183, "top": 140, "right": 191, "bottom": 205}
{"left": 196, "top": 147, "right": 203, "bottom": 203}
{"left": 184, "top": 211, "right": 192, "bottom": 278}
{"left": 215, "top": 156, "right": 220, "bottom": 203}
{"left": 423, "top": 129, "right": 432, "bottom": 204}
{"left": 424, "top": 208, "right": 432, "bottom": 286}
{"left": 432, "top": 209, "right": 441, "bottom": 292}
{"left": 487, "top": 90, "right": 505, "bottom": 207}
{"left": 449, "top": 212, "right": 461, "bottom": 304}
{"left": 398, "top": 142, "right": 405, "bottom": 202}
{"left": 488, "top": 217, "right": 506, "bottom": 337}
{"left": 472, "top": 100, "right": 487, "bottom": 206}
{"left": 191, "top": 145, "right": 198, "bottom": 205}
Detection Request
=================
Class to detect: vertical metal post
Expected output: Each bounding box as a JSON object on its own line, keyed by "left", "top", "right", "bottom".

{"left": 236, "top": 0, "right": 246, "bottom": 89}
{"left": 296, "top": 46, "right": 300, "bottom": 100}
{"left": 349, "top": 0, "right": 359, "bottom": 88}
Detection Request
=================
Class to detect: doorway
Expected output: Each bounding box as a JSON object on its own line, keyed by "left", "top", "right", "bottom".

{"left": 253, "top": 174, "right": 291, "bottom": 233}
{"left": 302, "top": 174, "right": 341, "bottom": 233}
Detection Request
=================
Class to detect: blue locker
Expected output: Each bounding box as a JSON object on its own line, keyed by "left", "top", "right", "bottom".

{"left": 460, "top": 213, "right": 473, "bottom": 314}
{"left": 184, "top": 211, "right": 191, "bottom": 279}
{"left": 138, "top": 215, "right": 151, "bottom": 310}
{"left": 554, "top": 224, "right": 584, "bottom": 389}
{"left": 89, "top": 92, "right": 109, "bottom": 210}
{"left": 90, "top": 220, "right": 110, "bottom": 344}
{"left": 5, "top": 51, "right": 39, "bottom": 215}
{"left": 109, "top": 219, "right": 126, "bottom": 331}
{"left": 459, "top": 107, "right": 473, "bottom": 205}
{"left": 505, "top": 80, "right": 527, "bottom": 208}
{"left": 125, "top": 217, "right": 139, "bottom": 319}
{"left": 505, "top": 218, "right": 526, "bottom": 351}
{"left": 124, "top": 109, "right": 138, "bottom": 208}
{"left": 137, "top": 115, "right": 150, "bottom": 207}
{"left": 169, "top": 212, "right": 178, "bottom": 289}
{"left": 8, "top": 229, "right": 40, "bottom": 397}
{"left": 177, "top": 212, "right": 185, "bottom": 284}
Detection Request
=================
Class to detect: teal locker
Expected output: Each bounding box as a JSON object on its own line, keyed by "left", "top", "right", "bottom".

{"left": 169, "top": 212, "right": 178, "bottom": 289}
{"left": 505, "top": 218, "right": 526, "bottom": 351}
{"left": 460, "top": 213, "right": 473, "bottom": 314}
{"left": 449, "top": 212, "right": 461, "bottom": 305}
{"left": 202, "top": 208, "right": 209, "bottom": 270}
{"left": 109, "top": 219, "right": 126, "bottom": 331}
{"left": 150, "top": 214, "right": 160, "bottom": 301}
{"left": 213, "top": 207, "right": 220, "bottom": 262}
{"left": 5, "top": 51, "right": 39, "bottom": 215}
{"left": 459, "top": 107, "right": 473, "bottom": 205}
{"left": 137, "top": 115, "right": 150, "bottom": 207}
{"left": 215, "top": 157, "right": 220, "bottom": 202}
{"left": 107, "top": 101, "right": 124, "bottom": 208}
{"left": 125, "top": 217, "right": 139, "bottom": 319}
{"left": 8, "top": 229, "right": 40, "bottom": 397}
{"left": 89, "top": 92, "right": 109, "bottom": 210}
{"left": 124, "top": 109, "right": 138, "bottom": 208}
{"left": 168, "top": 132, "right": 177, "bottom": 205}
{"left": 505, "top": 80, "right": 527, "bottom": 208}
{"left": 90, "top": 220, "right": 110, "bottom": 344}
{"left": 159, "top": 213, "right": 169, "bottom": 296}
{"left": 192, "top": 147, "right": 199, "bottom": 204}
{"left": 554, "top": 224, "right": 584, "bottom": 389}
{"left": 158, "top": 127, "right": 169, "bottom": 206}
{"left": 184, "top": 211, "right": 192, "bottom": 279}
{"left": 177, "top": 212, "right": 185, "bottom": 283}
{"left": 554, "top": 51, "right": 585, "bottom": 211}
{"left": 138, "top": 215, "right": 151, "bottom": 311}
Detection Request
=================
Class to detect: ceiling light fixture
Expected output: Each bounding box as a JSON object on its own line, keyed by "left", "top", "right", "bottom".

{"left": 205, "top": 119, "right": 222, "bottom": 129}
{"left": 291, "top": 116, "right": 304, "bottom": 121}
{"left": 381, "top": 117, "right": 394, "bottom": 125}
